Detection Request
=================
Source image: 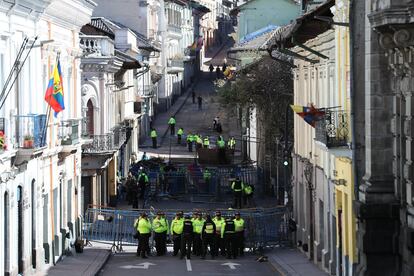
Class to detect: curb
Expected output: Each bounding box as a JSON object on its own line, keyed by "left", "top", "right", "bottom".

{"left": 92, "top": 250, "right": 112, "bottom": 276}
{"left": 267, "top": 257, "right": 289, "bottom": 276}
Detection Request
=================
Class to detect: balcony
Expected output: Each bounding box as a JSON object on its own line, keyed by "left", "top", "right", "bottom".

{"left": 167, "top": 24, "right": 182, "bottom": 39}
{"left": 14, "top": 114, "right": 47, "bottom": 150}
{"left": 315, "top": 110, "right": 349, "bottom": 148}
{"left": 82, "top": 126, "right": 127, "bottom": 154}
{"left": 79, "top": 35, "right": 115, "bottom": 57}
{"left": 139, "top": 85, "right": 156, "bottom": 97}
{"left": 58, "top": 119, "right": 80, "bottom": 146}
{"left": 167, "top": 57, "right": 184, "bottom": 74}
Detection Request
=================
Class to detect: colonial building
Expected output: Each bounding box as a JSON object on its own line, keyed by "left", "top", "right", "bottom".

{"left": 352, "top": 0, "right": 414, "bottom": 275}
{"left": 269, "top": 0, "right": 356, "bottom": 275}
{"left": 0, "top": 0, "right": 96, "bottom": 275}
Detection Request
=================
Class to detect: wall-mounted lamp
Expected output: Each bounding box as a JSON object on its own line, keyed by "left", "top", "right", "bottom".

{"left": 333, "top": 179, "right": 347, "bottom": 186}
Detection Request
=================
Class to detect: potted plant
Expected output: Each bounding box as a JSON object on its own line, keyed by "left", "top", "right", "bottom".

{"left": 23, "top": 134, "right": 34, "bottom": 148}
{"left": 0, "top": 131, "right": 6, "bottom": 151}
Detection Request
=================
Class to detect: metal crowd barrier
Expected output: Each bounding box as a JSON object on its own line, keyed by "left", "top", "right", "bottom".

{"left": 82, "top": 206, "right": 288, "bottom": 252}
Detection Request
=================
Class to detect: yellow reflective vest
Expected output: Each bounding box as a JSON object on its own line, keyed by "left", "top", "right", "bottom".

{"left": 212, "top": 217, "right": 225, "bottom": 234}
{"left": 152, "top": 217, "right": 169, "bottom": 234}
{"left": 171, "top": 217, "right": 184, "bottom": 234}
{"left": 234, "top": 218, "right": 245, "bottom": 232}
{"left": 137, "top": 217, "right": 151, "bottom": 234}
{"left": 193, "top": 218, "right": 205, "bottom": 234}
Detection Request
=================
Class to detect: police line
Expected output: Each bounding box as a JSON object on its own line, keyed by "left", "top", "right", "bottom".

{"left": 82, "top": 207, "right": 288, "bottom": 251}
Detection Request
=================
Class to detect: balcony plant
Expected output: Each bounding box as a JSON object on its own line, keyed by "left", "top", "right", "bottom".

{"left": 0, "top": 131, "right": 6, "bottom": 151}
{"left": 23, "top": 134, "right": 34, "bottom": 149}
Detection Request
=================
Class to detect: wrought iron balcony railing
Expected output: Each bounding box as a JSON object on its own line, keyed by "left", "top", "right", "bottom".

{"left": 15, "top": 114, "right": 47, "bottom": 149}
{"left": 82, "top": 126, "right": 127, "bottom": 154}
{"left": 315, "top": 110, "right": 349, "bottom": 148}
{"left": 82, "top": 132, "right": 114, "bottom": 154}
{"left": 58, "top": 119, "right": 80, "bottom": 146}
{"left": 167, "top": 24, "right": 182, "bottom": 34}
{"left": 140, "top": 85, "right": 156, "bottom": 97}
{"left": 168, "top": 58, "right": 184, "bottom": 68}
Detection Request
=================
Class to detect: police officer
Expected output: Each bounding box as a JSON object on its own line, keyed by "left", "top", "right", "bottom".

{"left": 181, "top": 214, "right": 193, "bottom": 259}
{"left": 201, "top": 214, "right": 216, "bottom": 259}
{"left": 212, "top": 211, "right": 225, "bottom": 256}
{"left": 187, "top": 133, "right": 194, "bottom": 152}
{"left": 177, "top": 127, "right": 184, "bottom": 144}
{"left": 203, "top": 168, "right": 212, "bottom": 194}
{"left": 228, "top": 136, "right": 236, "bottom": 149}
{"left": 152, "top": 211, "right": 168, "bottom": 256}
{"left": 138, "top": 170, "right": 150, "bottom": 209}
{"left": 135, "top": 213, "right": 152, "bottom": 258}
{"left": 222, "top": 216, "right": 237, "bottom": 259}
{"left": 217, "top": 137, "right": 226, "bottom": 164}
{"left": 203, "top": 136, "right": 210, "bottom": 148}
{"left": 196, "top": 134, "right": 203, "bottom": 149}
{"left": 192, "top": 212, "right": 205, "bottom": 256}
{"left": 231, "top": 177, "right": 244, "bottom": 209}
{"left": 233, "top": 212, "right": 245, "bottom": 256}
{"left": 168, "top": 116, "right": 176, "bottom": 135}
{"left": 171, "top": 211, "right": 184, "bottom": 256}
{"left": 150, "top": 128, "right": 158, "bottom": 148}
{"left": 243, "top": 182, "right": 255, "bottom": 207}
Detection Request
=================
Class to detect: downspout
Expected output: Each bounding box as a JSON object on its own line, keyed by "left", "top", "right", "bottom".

{"left": 349, "top": 0, "right": 358, "bottom": 200}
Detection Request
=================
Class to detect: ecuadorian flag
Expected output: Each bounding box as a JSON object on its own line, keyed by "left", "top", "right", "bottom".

{"left": 44, "top": 59, "right": 64, "bottom": 117}
{"left": 290, "top": 104, "right": 325, "bottom": 128}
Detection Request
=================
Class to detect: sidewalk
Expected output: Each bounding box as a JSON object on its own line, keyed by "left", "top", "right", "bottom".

{"left": 46, "top": 244, "right": 111, "bottom": 276}
{"left": 268, "top": 247, "right": 329, "bottom": 276}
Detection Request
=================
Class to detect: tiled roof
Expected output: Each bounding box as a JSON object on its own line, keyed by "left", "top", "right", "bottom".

{"left": 230, "top": 25, "right": 279, "bottom": 52}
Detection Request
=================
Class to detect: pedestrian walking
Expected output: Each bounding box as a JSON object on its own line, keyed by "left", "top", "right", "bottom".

{"left": 243, "top": 182, "right": 255, "bottom": 207}
{"left": 196, "top": 134, "right": 203, "bottom": 149}
{"left": 141, "top": 152, "right": 149, "bottom": 161}
{"left": 151, "top": 128, "right": 157, "bottom": 148}
{"left": 135, "top": 213, "right": 152, "bottom": 258}
{"left": 125, "top": 171, "right": 137, "bottom": 206}
{"left": 201, "top": 214, "right": 216, "bottom": 259}
{"left": 216, "top": 66, "right": 221, "bottom": 79}
{"left": 222, "top": 217, "right": 237, "bottom": 259}
{"left": 192, "top": 89, "right": 196, "bottom": 104}
{"left": 152, "top": 212, "right": 169, "bottom": 256}
{"left": 209, "top": 64, "right": 214, "bottom": 76}
{"left": 187, "top": 133, "right": 194, "bottom": 152}
{"left": 233, "top": 212, "right": 245, "bottom": 256}
{"left": 177, "top": 127, "right": 184, "bottom": 144}
{"left": 213, "top": 116, "right": 220, "bottom": 130}
{"left": 203, "top": 136, "right": 210, "bottom": 148}
{"left": 168, "top": 116, "right": 176, "bottom": 135}
{"left": 171, "top": 212, "right": 184, "bottom": 256}
{"left": 138, "top": 170, "right": 150, "bottom": 209}
{"left": 192, "top": 212, "right": 205, "bottom": 256}
{"left": 197, "top": 96, "right": 202, "bottom": 110}
{"left": 181, "top": 215, "right": 193, "bottom": 259}
{"left": 231, "top": 176, "right": 244, "bottom": 209}
{"left": 212, "top": 211, "right": 225, "bottom": 256}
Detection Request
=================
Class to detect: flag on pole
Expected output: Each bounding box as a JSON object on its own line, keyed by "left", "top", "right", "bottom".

{"left": 44, "top": 58, "right": 65, "bottom": 117}
{"left": 290, "top": 104, "right": 325, "bottom": 127}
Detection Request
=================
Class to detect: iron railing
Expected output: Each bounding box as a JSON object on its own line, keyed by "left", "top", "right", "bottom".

{"left": 168, "top": 58, "right": 184, "bottom": 68}
{"left": 139, "top": 85, "right": 156, "bottom": 97}
{"left": 14, "top": 114, "right": 47, "bottom": 149}
{"left": 315, "top": 110, "right": 349, "bottom": 148}
{"left": 167, "top": 24, "right": 181, "bottom": 34}
{"left": 58, "top": 119, "right": 80, "bottom": 146}
{"left": 83, "top": 126, "right": 127, "bottom": 153}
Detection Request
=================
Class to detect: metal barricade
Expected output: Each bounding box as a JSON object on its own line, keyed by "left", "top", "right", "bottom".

{"left": 83, "top": 206, "right": 288, "bottom": 252}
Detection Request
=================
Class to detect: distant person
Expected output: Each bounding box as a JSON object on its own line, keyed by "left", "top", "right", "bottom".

{"left": 177, "top": 127, "right": 184, "bottom": 144}
{"left": 192, "top": 89, "right": 196, "bottom": 104}
{"left": 222, "top": 63, "right": 227, "bottom": 72}
{"left": 134, "top": 213, "right": 151, "bottom": 258}
{"left": 168, "top": 116, "right": 176, "bottom": 135}
{"left": 141, "top": 152, "right": 149, "bottom": 161}
{"left": 209, "top": 64, "right": 214, "bottom": 75}
{"left": 213, "top": 116, "right": 220, "bottom": 130}
{"left": 201, "top": 214, "right": 216, "bottom": 259}
{"left": 197, "top": 96, "right": 203, "bottom": 110}
{"left": 216, "top": 66, "right": 221, "bottom": 79}
{"left": 231, "top": 176, "right": 244, "bottom": 209}
{"left": 187, "top": 133, "right": 194, "bottom": 152}
{"left": 150, "top": 128, "right": 157, "bottom": 148}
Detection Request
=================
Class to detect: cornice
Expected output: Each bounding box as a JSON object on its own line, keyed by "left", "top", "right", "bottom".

{"left": 0, "top": 0, "right": 52, "bottom": 20}
{"left": 42, "top": 0, "right": 96, "bottom": 30}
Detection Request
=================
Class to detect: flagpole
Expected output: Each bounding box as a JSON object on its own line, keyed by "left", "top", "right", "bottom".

{"left": 42, "top": 51, "right": 60, "bottom": 146}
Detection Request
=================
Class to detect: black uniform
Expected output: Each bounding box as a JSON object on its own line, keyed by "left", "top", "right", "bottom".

{"left": 223, "top": 219, "right": 237, "bottom": 259}
{"left": 181, "top": 218, "right": 193, "bottom": 259}
{"left": 201, "top": 220, "right": 216, "bottom": 259}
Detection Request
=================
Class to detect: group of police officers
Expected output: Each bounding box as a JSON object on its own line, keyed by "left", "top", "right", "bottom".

{"left": 133, "top": 210, "right": 245, "bottom": 260}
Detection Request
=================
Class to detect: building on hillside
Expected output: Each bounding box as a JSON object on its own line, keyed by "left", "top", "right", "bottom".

{"left": 351, "top": 0, "right": 414, "bottom": 275}
{"left": 269, "top": 0, "right": 356, "bottom": 275}
{"left": 0, "top": 0, "right": 96, "bottom": 275}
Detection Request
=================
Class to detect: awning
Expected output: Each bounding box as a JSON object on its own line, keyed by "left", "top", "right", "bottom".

{"left": 116, "top": 49, "right": 142, "bottom": 69}
{"left": 267, "top": 0, "right": 335, "bottom": 50}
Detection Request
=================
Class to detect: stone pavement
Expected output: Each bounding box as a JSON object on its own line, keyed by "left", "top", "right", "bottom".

{"left": 267, "top": 247, "right": 329, "bottom": 276}
{"left": 140, "top": 71, "right": 240, "bottom": 161}
{"left": 45, "top": 244, "right": 111, "bottom": 276}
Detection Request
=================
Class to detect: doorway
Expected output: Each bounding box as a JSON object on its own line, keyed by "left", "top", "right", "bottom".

{"left": 17, "top": 186, "right": 23, "bottom": 274}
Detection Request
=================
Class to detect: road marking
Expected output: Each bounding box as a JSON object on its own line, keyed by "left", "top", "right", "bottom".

{"left": 120, "top": 262, "right": 156, "bottom": 270}
{"left": 186, "top": 257, "right": 192, "bottom": 271}
{"left": 221, "top": 262, "right": 240, "bottom": 269}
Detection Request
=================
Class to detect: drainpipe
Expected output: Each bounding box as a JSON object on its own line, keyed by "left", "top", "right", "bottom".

{"left": 349, "top": 0, "right": 359, "bottom": 200}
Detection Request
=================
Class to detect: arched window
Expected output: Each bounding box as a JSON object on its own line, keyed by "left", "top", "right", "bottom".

{"left": 86, "top": 99, "right": 94, "bottom": 136}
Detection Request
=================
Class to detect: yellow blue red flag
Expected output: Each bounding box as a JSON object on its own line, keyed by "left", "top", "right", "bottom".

{"left": 44, "top": 59, "right": 64, "bottom": 116}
